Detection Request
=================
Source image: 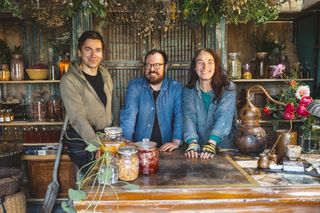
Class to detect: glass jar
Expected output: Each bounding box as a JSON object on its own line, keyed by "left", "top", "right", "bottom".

{"left": 98, "top": 156, "right": 118, "bottom": 185}
{"left": 10, "top": 53, "right": 24, "bottom": 81}
{"left": 117, "top": 145, "right": 139, "bottom": 181}
{"left": 47, "top": 95, "right": 63, "bottom": 121}
{"left": 99, "top": 127, "right": 125, "bottom": 155}
{"left": 255, "top": 52, "right": 269, "bottom": 79}
{"left": 300, "top": 125, "right": 320, "bottom": 153}
{"left": 135, "top": 139, "right": 160, "bottom": 175}
{"left": 227, "top": 52, "right": 241, "bottom": 79}
{"left": 243, "top": 63, "right": 252, "bottom": 79}
{"left": 1, "top": 64, "right": 10, "bottom": 81}
{"left": 32, "top": 96, "right": 46, "bottom": 121}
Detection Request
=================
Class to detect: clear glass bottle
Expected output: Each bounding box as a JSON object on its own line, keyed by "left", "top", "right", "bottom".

{"left": 135, "top": 138, "right": 160, "bottom": 175}
{"left": 227, "top": 52, "right": 241, "bottom": 79}
{"left": 117, "top": 145, "right": 139, "bottom": 181}
{"left": 10, "top": 53, "right": 24, "bottom": 81}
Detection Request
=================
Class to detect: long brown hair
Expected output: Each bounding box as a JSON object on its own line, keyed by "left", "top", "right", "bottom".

{"left": 186, "top": 48, "right": 230, "bottom": 100}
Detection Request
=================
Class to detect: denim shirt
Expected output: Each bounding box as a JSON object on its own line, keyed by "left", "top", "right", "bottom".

{"left": 183, "top": 81, "right": 237, "bottom": 148}
{"left": 120, "top": 77, "right": 183, "bottom": 143}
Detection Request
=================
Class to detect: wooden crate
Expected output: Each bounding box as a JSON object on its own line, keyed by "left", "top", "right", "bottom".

{"left": 25, "top": 155, "right": 75, "bottom": 198}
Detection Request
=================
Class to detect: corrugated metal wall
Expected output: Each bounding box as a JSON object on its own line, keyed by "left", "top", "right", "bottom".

{"left": 104, "top": 22, "right": 205, "bottom": 106}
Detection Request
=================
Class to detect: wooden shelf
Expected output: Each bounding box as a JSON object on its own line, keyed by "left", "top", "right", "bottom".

{"left": 0, "top": 120, "right": 63, "bottom": 126}
{"left": 23, "top": 143, "right": 59, "bottom": 146}
{"left": 0, "top": 80, "right": 60, "bottom": 84}
{"left": 259, "top": 119, "right": 304, "bottom": 124}
{"left": 233, "top": 78, "right": 313, "bottom": 83}
{"left": 22, "top": 154, "right": 70, "bottom": 161}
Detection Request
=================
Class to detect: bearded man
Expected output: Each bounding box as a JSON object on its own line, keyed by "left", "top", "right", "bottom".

{"left": 120, "top": 49, "right": 183, "bottom": 152}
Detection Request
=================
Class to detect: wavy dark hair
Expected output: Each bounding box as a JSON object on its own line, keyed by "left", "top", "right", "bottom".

{"left": 77, "top": 30, "right": 105, "bottom": 51}
{"left": 186, "top": 48, "right": 230, "bottom": 100}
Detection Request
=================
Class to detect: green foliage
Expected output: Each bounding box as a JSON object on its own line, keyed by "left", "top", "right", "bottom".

{"left": 121, "top": 183, "right": 140, "bottom": 190}
{"left": 61, "top": 201, "right": 77, "bottom": 213}
{"left": 63, "top": 0, "right": 106, "bottom": 19}
{"left": 225, "top": 0, "right": 281, "bottom": 24}
{"left": 301, "top": 115, "right": 316, "bottom": 137}
{"left": 255, "top": 31, "right": 286, "bottom": 53}
{"left": 0, "top": 0, "right": 21, "bottom": 17}
{"left": 68, "top": 188, "right": 87, "bottom": 201}
{"left": 183, "top": 0, "right": 225, "bottom": 26}
{"left": 85, "top": 143, "right": 99, "bottom": 152}
{"left": 183, "top": 0, "right": 282, "bottom": 26}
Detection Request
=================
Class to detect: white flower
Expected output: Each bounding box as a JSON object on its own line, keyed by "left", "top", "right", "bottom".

{"left": 295, "top": 85, "right": 310, "bottom": 100}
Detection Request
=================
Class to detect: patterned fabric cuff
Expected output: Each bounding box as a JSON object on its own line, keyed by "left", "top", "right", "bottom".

{"left": 202, "top": 143, "right": 216, "bottom": 155}
{"left": 186, "top": 142, "right": 200, "bottom": 152}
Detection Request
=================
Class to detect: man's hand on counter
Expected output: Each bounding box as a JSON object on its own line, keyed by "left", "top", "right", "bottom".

{"left": 159, "top": 140, "right": 180, "bottom": 152}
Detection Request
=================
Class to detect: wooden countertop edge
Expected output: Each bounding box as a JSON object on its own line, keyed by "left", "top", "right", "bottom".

{"left": 21, "top": 154, "right": 70, "bottom": 161}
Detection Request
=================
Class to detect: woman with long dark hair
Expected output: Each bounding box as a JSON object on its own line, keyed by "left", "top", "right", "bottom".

{"left": 183, "top": 48, "right": 237, "bottom": 159}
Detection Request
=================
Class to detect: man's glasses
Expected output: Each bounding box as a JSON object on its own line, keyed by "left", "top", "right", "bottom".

{"left": 144, "top": 63, "right": 164, "bottom": 70}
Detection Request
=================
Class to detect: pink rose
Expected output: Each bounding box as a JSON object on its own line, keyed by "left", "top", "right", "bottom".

{"left": 296, "top": 96, "right": 314, "bottom": 117}
{"left": 282, "top": 103, "right": 295, "bottom": 120}
{"left": 299, "top": 96, "right": 313, "bottom": 106}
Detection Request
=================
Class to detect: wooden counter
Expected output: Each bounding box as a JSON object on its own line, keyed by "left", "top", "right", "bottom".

{"left": 75, "top": 150, "right": 320, "bottom": 212}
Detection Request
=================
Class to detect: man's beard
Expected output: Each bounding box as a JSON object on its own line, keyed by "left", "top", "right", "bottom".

{"left": 145, "top": 71, "right": 164, "bottom": 85}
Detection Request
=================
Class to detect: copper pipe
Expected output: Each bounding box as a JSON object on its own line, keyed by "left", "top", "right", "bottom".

{"left": 247, "top": 85, "right": 286, "bottom": 107}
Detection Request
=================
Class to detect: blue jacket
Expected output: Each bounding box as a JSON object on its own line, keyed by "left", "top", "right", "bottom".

{"left": 120, "top": 77, "right": 183, "bottom": 143}
{"left": 183, "top": 81, "right": 237, "bottom": 149}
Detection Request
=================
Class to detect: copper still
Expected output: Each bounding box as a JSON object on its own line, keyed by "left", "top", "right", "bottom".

{"left": 235, "top": 85, "right": 286, "bottom": 154}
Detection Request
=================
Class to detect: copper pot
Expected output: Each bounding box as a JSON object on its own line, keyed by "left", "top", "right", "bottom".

{"left": 235, "top": 124, "right": 267, "bottom": 154}
{"left": 275, "top": 129, "right": 297, "bottom": 162}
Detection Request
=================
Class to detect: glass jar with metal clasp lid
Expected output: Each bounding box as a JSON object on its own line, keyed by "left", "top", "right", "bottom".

{"left": 117, "top": 145, "right": 139, "bottom": 181}
{"left": 227, "top": 52, "right": 242, "bottom": 79}
{"left": 135, "top": 138, "right": 160, "bottom": 175}
{"left": 98, "top": 127, "right": 125, "bottom": 156}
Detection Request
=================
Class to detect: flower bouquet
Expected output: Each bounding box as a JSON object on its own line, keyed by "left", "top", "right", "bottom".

{"left": 263, "top": 64, "right": 315, "bottom": 136}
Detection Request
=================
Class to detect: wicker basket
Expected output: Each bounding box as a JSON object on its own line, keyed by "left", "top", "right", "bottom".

{"left": 0, "top": 168, "right": 23, "bottom": 197}
{"left": 0, "top": 191, "right": 26, "bottom": 213}
{"left": 0, "top": 142, "right": 23, "bottom": 168}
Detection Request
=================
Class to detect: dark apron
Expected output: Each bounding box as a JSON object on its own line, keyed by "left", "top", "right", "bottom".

{"left": 63, "top": 126, "right": 99, "bottom": 175}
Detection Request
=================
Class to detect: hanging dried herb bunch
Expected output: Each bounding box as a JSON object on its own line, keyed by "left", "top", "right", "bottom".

{"left": 104, "top": 0, "right": 180, "bottom": 37}
{"left": 20, "top": 0, "right": 70, "bottom": 28}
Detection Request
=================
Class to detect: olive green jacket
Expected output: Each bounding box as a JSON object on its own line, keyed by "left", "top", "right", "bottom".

{"left": 60, "top": 61, "right": 119, "bottom": 146}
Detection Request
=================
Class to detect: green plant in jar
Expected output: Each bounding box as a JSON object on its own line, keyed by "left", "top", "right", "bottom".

{"left": 61, "top": 131, "right": 139, "bottom": 213}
